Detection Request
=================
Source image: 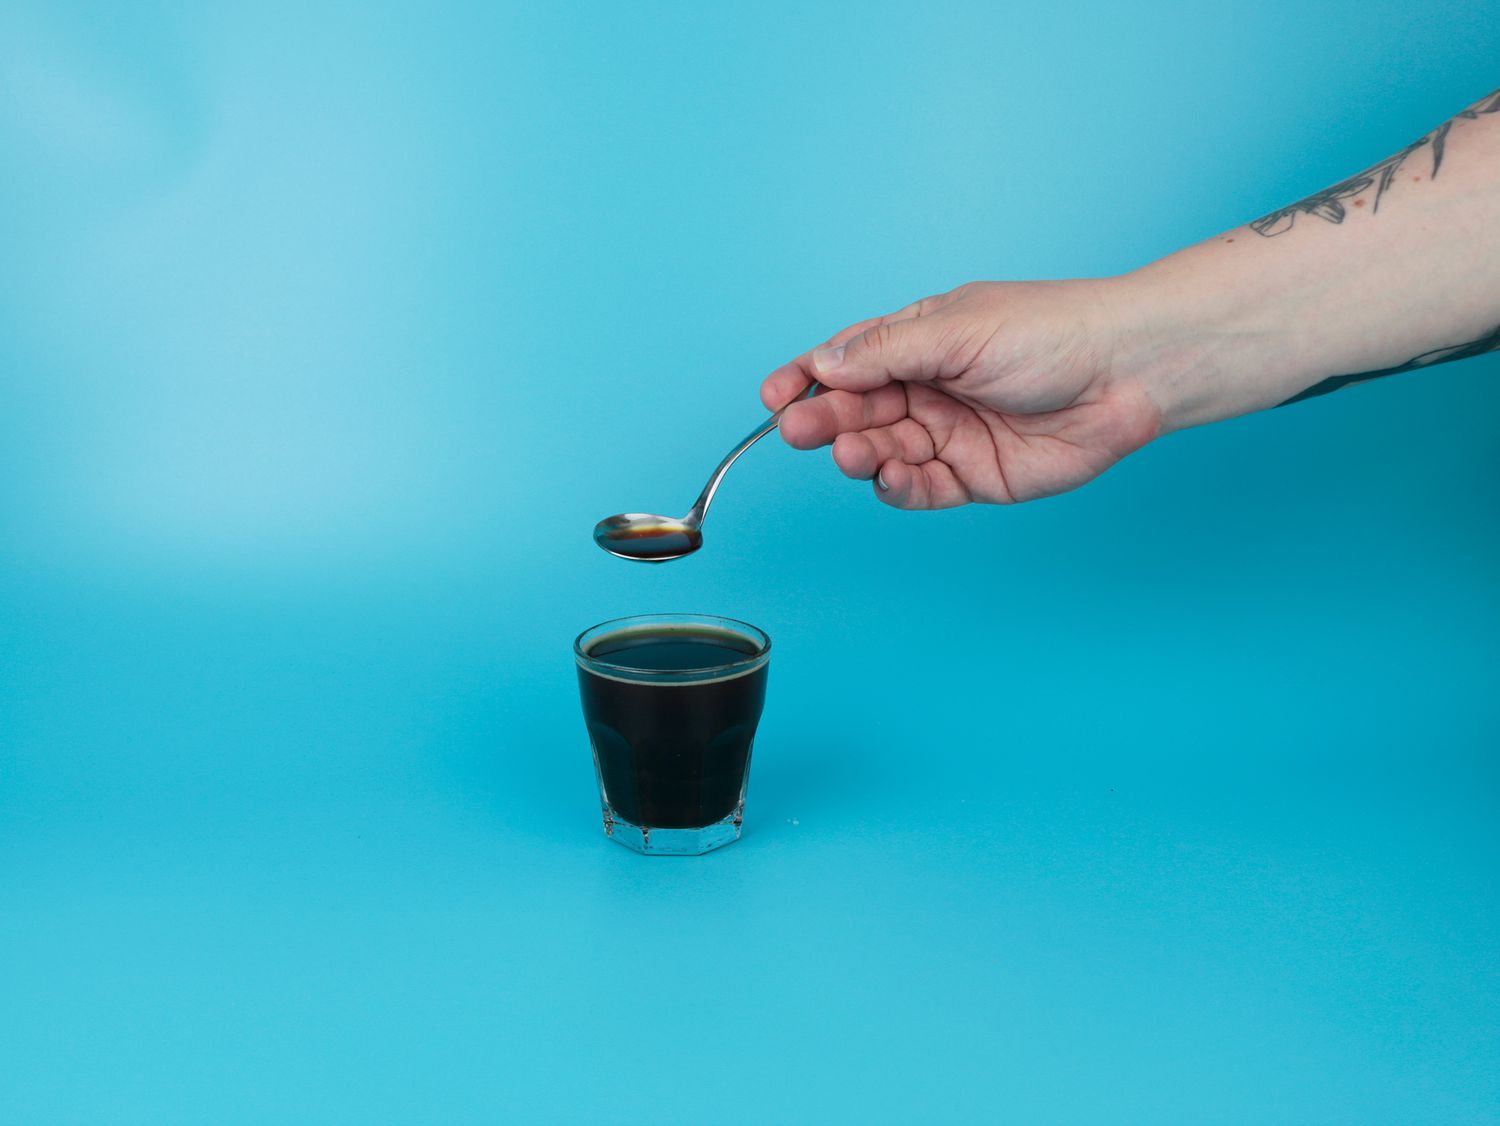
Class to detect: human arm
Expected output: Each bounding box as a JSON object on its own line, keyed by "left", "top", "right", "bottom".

{"left": 761, "top": 88, "right": 1500, "bottom": 508}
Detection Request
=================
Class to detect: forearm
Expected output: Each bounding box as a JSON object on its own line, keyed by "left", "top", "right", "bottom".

{"left": 1116, "top": 88, "right": 1500, "bottom": 431}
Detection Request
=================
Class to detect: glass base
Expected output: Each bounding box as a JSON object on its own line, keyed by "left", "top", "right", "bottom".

{"left": 601, "top": 805, "right": 742, "bottom": 856}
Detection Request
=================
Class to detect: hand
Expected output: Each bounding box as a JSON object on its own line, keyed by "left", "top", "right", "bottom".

{"left": 761, "top": 279, "right": 1164, "bottom": 508}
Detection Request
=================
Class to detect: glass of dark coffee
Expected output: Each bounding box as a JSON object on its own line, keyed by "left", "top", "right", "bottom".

{"left": 574, "top": 613, "right": 771, "bottom": 855}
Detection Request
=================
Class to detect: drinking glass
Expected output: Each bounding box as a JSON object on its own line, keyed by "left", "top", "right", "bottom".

{"left": 574, "top": 613, "right": 771, "bottom": 855}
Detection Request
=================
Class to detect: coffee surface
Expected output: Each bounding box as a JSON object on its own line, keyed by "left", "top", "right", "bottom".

{"left": 588, "top": 627, "right": 758, "bottom": 672}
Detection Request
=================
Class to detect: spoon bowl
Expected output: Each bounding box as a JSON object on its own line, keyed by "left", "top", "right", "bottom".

{"left": 593, "top": 384, "right": 816, "bottom": 562}
{"left": 593, "top": 513, "right": 702, "bottom": 562}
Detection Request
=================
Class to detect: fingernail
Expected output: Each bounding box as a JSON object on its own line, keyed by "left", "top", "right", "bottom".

{"left": 812, "top": 344, "right": 845, "bottom": 374}
{"left": 876, "top": 468, "right": 889, "bottom": 491}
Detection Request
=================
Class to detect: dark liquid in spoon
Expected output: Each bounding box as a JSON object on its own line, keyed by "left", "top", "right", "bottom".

{"left": 596, "top": 522, "right": 700, "bottom": 561}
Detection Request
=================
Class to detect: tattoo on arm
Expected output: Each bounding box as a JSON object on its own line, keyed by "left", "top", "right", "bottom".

{"left": 1252, "top": 89, "right": 1500, "bottom": 237}
{"left": 1281, "top": 323, "right": 1500, "bottom": 404}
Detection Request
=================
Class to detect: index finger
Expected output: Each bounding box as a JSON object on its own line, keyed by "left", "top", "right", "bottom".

{"left": 759, "top": 355, "right": 818, "bottom": 412}
{"left": 759, "top": 315, "right": 885, "bottom": 411}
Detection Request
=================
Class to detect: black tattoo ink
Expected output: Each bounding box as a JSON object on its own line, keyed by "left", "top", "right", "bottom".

{"left": 1282, "top": 323, "right": 1500, "bottom": 404}
{"left": 1251, "top": 88, "right": 1500, "bottom": 237}
{"left": 1429, "top": 88, "right": 1500, "bottom": 176}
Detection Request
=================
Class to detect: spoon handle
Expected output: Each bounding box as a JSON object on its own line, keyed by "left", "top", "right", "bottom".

{"left": 686, "top": 384, "right": 818, "bottom": 526}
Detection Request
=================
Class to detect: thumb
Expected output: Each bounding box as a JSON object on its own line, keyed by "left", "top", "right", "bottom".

{"left": 809, "top": 315, "right": 955, "bottom": 392}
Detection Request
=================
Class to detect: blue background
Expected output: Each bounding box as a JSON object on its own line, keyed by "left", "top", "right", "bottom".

{"left": 2, "top": 2, "right": 1498, "bottom": 1122}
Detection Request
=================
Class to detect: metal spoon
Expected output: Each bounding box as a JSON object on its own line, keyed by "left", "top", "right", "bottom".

{"left": 593, "top": 387, "right": 814, "bottom": 562}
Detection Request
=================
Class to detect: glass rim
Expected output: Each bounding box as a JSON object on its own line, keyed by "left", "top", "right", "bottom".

{"left": 574, "top": 612, "right": 771, "bottom": 683}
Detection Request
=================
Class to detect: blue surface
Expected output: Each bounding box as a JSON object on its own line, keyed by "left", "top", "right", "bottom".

{"left": 2, "top": 3, "right": 1499, "bottom": 1122}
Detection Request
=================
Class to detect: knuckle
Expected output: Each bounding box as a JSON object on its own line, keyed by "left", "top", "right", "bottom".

{"left": 860, "top": 321, "right": 895, "bottom": 357}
